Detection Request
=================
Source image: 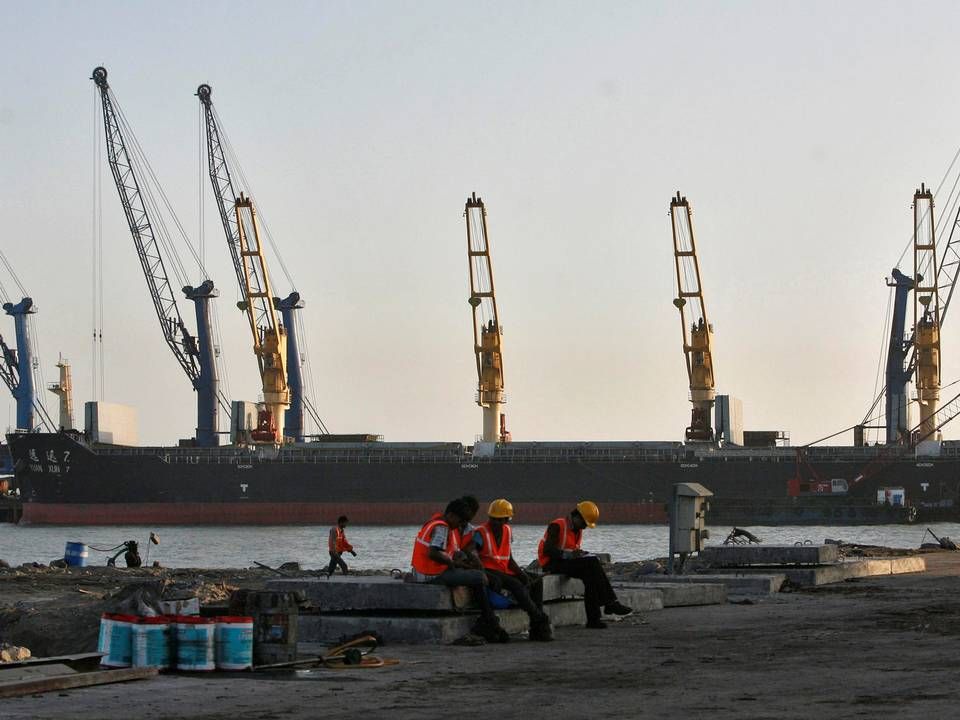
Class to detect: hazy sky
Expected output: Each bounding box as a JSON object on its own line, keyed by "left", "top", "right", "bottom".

{"left": 3, "top": 1, "right": 960, "bottom": 446}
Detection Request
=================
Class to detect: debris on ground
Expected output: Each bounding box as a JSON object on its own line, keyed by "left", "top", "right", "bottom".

{"left": 0, "top": 643, "right": 31, "bottom": 663}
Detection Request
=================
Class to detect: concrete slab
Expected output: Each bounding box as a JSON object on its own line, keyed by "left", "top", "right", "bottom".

{"left": 775, "top": 556, "right": 926, "bottom": 587}
{"left": 615, "top": 582, "right": 726, "bottom": 607}
{"left": 700, "top": 544, "right": 839, "bottom": 567}
{"left": 627, "top": 573, "right": 786, "bottom": 597}
{"left": 298, "top": 601, "right": 590, "bottom": 644}
{"left": 267, "top": 576, "right": 473, "bottom": 612}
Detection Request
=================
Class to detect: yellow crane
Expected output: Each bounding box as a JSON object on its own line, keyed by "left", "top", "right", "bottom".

{"left": 913, "top": 184, "right": 941, "bottom": 441}
{"left": 670, "top": 192, "right": 716, "bottom": 442}
{"left": 465, "top": 193, "right": 510, "bottom": 443}
{"left": 234, "top": 194, "right": 290, "bottom": 443}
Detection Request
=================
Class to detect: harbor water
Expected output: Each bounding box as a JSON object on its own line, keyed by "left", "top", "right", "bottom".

{"left": 1, "top": 522, "right": 957, "bottom": 569}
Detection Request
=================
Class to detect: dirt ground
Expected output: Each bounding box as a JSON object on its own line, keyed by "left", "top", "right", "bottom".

{"left": 4, "top": 553, "right": 960, "bottom": 719}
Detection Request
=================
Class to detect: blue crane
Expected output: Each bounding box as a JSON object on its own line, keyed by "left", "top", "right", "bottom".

{"left": 92, "top": 67, "right": 224, "bottom": 447}
{"left": 884, "top": 268, "right": 915, "bottom": 443}
{"left": 1, "top": 299, "right": 36, "bottom": 431}
{"left": 197, "top": 83, "right": 323, "bottom": 442}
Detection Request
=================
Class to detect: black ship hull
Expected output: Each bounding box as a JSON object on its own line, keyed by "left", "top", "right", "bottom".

{"left": 6, "top": 432, "right": 957, "bottom": 525}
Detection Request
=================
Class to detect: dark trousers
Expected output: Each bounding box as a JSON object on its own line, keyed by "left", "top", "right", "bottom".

{"left": 326, "top": 551, "right": 349, "bottom": 576}
{"left": 485, "top": 570, "right": 545, "bottom": 620}
{"left": 546, "top": 556, "right": 616, "bottom": 623}
{"left": 428, "top": 568, "right": 496, "bottom": 622}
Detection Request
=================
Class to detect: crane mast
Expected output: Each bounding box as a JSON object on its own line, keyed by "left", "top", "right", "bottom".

{"left": 1, "top": 298, "right": 36, "bottom": 431}
{"left": 197, "top": 84, "right": 302, "bottom": 443}
{"left": 234, "top": 196, "right": 290, "bottom": 443}
{"left": 670, "top": 192, "right": 716, "bottom": 442}
{"left": 465, "top": 193, "right": 509, "bottom": 443}
{"left": 884, "top": 268, "right": 914, "bottom": 443}
{"left": 913, "top": 184, "right": 942, "bottom": 441}
{"left": 47, "top": 356, "right": 75, "bottom": 431}
{"left": 91, "top": 66, "right": 220, "bottom": 447}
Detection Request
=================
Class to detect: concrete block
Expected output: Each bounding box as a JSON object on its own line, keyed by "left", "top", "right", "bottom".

{"left": 297, "top": 601, "right": 589, "bottom": 644}
{"left": 769, "top": 556, "right": 926, "bottom": 587}
{"left": 700, "top": 544, "right": 839, "bottom": 567}
{"left": 615, "top": 582, "right": 725, "bottom": 607}
{"left": 266, "top": 576, "right": 472, "bottom": 612}
{"left": 627, "top": 573, "right": 786, "bottom": 597}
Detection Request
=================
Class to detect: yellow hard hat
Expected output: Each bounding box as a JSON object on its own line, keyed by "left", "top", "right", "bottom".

{"left": 576, "top": 500, "right": 600, "bottom": 528}
{"left": 487, "top": 498, "right": 514, "bottom": 519}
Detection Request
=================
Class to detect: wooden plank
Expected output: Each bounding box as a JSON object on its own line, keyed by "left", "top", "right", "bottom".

{"left": 1, "top": 652, "right": 104, "bottom": 673}
{"left": 0, "top": 664, "right": 78, "bottom": 682}
{"left": 0, "top": 667, "right": 158, "bottom": 699}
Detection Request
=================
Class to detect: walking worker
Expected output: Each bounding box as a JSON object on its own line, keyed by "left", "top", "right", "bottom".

{"left": 327, "top": 515, "right": 356, "bottom": 577}
{"left": 464, "top": 498, "right": 554, "bottom": 641}
{"left": 411, "top": 498, "right": 508, "bottom": 642}
{"left": 537, "top": 501, "right": 632, "bottom": 628}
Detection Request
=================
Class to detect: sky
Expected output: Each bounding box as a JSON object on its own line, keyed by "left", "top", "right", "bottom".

{"left": 3, "top": 1, "right": 960, "bottom": 446}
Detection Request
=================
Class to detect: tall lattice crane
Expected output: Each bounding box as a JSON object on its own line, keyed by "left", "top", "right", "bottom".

{"left": 92, "top": 66, "right": 223, "bottom": 446}
{"left": 465, "top": 193, "right": 509, "bottom": 443}
{"left": 197, "top": 83, "right": 318, "bottom": 443}
{"left": 913, "top": 184, "right": 942, "bottom": 440}
{"left": 670, "top": 192, "right": 716, "bottom": 442}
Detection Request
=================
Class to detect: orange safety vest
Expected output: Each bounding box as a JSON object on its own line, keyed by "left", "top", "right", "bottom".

{"left": 537, "top": 516, "right": 582, "bottom": 567}
{"left": 411, "top": 513, "right": 459, "bottom": 575}
{"left": 465, "top": 522, "right": 514, "bottom": 575}
{"left": 331, "top": 526, "right": 353, "bottom": 554}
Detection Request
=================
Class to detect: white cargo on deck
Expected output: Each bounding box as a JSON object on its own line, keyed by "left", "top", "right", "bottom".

{"left": 715, "top": 395, "right": 743, "bottom": 446}
{"left": 84, "top": 401, "right": 138, "bottom": 446}
{"left": 231, "top": 400, "right": 260, "bottom": 444}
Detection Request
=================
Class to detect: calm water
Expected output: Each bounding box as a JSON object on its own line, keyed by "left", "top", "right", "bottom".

{"left": 1, "top": 523, "right": 956, "bottom": 569}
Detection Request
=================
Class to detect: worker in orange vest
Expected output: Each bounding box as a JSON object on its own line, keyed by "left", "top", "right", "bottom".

{"left": 464, "top": 498, "right": 554, "bottom": 641}
{"left": 411, "top": 498, "right": 508, "bottom": 642}
{"left": 537, "top": 501, "right": 632, "bottom": 628}
{"left": 326, "top": 515, "right": 357, "bottom": 577}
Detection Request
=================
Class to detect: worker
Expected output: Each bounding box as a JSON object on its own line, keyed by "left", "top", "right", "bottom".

{"left": 326, "top": 515, "right": 357, "bottom": 577}
{"left": 464, "top": 498, "right": 554, "bottom": 641}
{"left": 411, "top": 498, "right": 508, "bottom": 642}
{"left": 537, "top": 501, "right": 632, "bottom": 629}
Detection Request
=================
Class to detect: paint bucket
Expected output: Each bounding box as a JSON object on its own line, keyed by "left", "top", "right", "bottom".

{"left": 215, "top": 616, "right": 254, "bottom": 671}
{"left": 64, "top": 541, "right": 88, "bottom": 567}
{"left": 133, "top": 616, "right": 172, "bottom": 669}
{"left": 175, "top": 616, "right": 216, "bottom": 671}
{"left": 98, "top": 613, "right": 138, "bottom": 667}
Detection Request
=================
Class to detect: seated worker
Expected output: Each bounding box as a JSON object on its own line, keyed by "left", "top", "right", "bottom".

{"left": 464, "top": 499, "right": 553, "bottom": 641}
{"left": 537, "top": 501, "right": 632, "bottom": 629}
{"left": 327, "top": 515, "right": 357, "bottom": 577}
{"left": 411, "top": 499, "right": 509, "bottom": 642}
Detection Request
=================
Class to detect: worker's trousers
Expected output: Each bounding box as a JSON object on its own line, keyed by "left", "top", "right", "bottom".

{"left": 428, "top": 568, "right": 497, "bottom": 622}
{"left": 484, "top": 570, "right": 545, "bottom": 620}
{"left": 545, "top": 556, "right": 617, "bottom": 623}
{"left": 326, "top": 552, "right": 349, "bottom": 576}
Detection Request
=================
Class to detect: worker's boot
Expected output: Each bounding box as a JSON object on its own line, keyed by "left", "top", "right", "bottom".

{"left": 528, "top": 613, "right": 554, "bottom": 641}
{"left": 604, "top": 601, "right": 632, "bottom": 616}
{"left": 472, "top": 616, "right": 510, "bottom": 644}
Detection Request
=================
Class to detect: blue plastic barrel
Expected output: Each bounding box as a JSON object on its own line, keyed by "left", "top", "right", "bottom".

{"left": 215, "top": 616, "right": 254, "bottom": 670}
{"left": 64, "top": 541, "right": 88, "bottom": 567}
{"left": 98, "top": 613, "right": 136, "bottom": 667}
{"left": 175, "top": 616, "right": 216, "bottom": 671}
{"left": 133, "top": 617, "right": 172, "bottom": 669}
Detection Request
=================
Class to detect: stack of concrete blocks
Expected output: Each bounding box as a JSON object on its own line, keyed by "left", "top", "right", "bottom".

{"left": 696, "top": 544, "right": 926, "bottom": 588}
{"left": 266, "top": 575, "right": 727, "bottom": 645}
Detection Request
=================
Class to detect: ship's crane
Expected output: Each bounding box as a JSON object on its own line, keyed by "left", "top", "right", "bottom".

{"left": 883, "top": 268, "right": 914, "bottom": 443}
{"left": 465, "top": 193, "right": 509, "bottom": 443}
{"left": 670, "top": 192, "right": 716, "bottom": 442}
{"left": 913, "top": 184, "right": 942, "bottom": 440}
{"left": 92, "top": 67, "right": 224, "bottom": 446}
{"left": 197, "top": 84, "right": 323, "bottom": 443}
{"left": 47, "top": 356, "right": 75, "bottom": 431}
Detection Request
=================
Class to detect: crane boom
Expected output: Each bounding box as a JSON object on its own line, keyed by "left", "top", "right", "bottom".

{"left": 92, "top": 66, "right": 221, "bottom": 446}
{"left": 465, "top": 193, "right": 509, "bottom": 443}
{"left": 913, "top": 184, "right": 942, "bottom": 440}
{"left": 197, "top": 84, "right": 302, "bottom": 443}
{"left": 670, "top": 192, "right": 716, "bottom": 442}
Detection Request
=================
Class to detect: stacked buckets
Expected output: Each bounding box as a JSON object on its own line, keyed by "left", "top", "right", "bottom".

{"left": 98, "top": 614, "right": 253, "bottom": 671}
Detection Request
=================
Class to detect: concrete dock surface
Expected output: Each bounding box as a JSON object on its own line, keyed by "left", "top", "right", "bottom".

{"left": 4, "top": 551, "right": 959, "bottom": 719}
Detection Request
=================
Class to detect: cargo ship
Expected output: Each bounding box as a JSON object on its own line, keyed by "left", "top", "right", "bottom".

{"left": 5, "top": 429, "right": 944, "bottom": 526}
